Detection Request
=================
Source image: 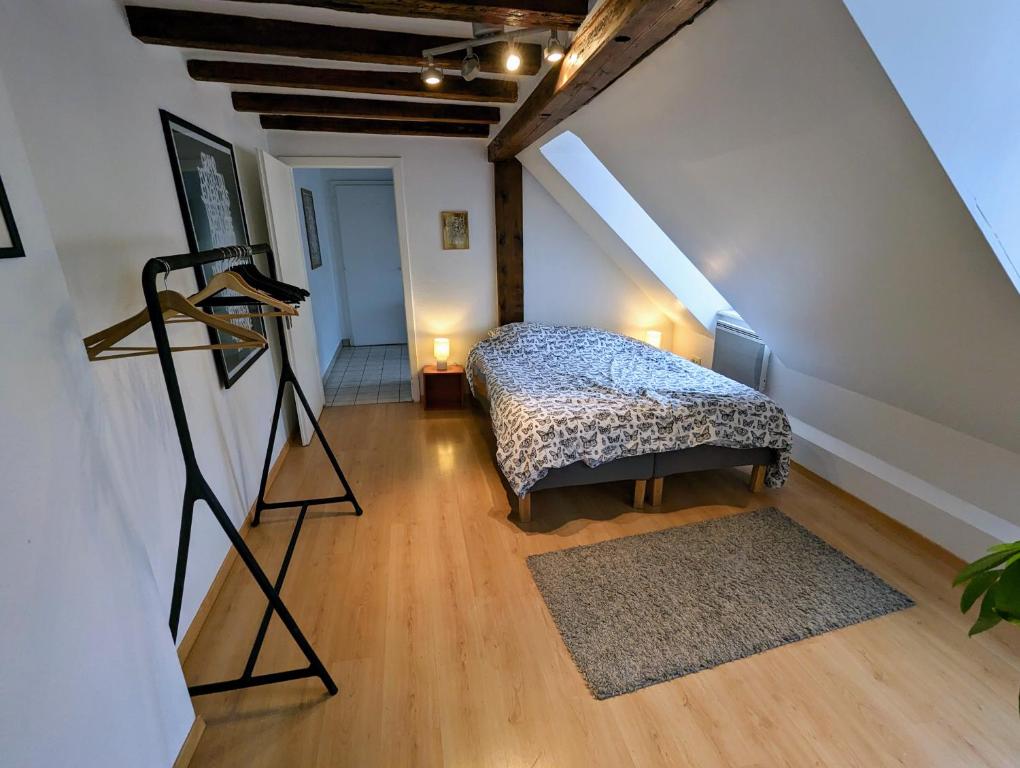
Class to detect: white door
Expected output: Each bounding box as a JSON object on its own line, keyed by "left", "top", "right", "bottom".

{"left": 257, "top": 150, "right": 323, "bottom": 446}
{"left": 333, "top": 183, "right": 407, "bottom": 346}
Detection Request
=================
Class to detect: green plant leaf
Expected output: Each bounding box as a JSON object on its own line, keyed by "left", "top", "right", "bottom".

{"left": 960, "top": 571, "right": 999, "bottom": 614}
{"left": 986, "top": 541, "right": 1020, "bottom": 555}
{"left": 954, "top": 549, "right": 1019, "bottom": 586}
{"left": 992, "top": 560, "right": 1020, "bottom": 622}
{"left": 969, "top": 590, "right": 1003, "bottom": 636}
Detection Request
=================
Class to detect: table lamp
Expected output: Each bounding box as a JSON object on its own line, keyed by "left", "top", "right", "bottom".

{"left": 434, "top": 337, "right": 450, "bottom": 370}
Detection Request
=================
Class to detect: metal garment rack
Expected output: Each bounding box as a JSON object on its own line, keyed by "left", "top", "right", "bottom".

{"left": 142, "top": 243, "right": 362, "bottom": 698}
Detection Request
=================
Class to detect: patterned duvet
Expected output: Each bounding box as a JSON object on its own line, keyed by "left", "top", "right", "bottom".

{"left": 466, "top": 323, "right": 792, "bottom": 496}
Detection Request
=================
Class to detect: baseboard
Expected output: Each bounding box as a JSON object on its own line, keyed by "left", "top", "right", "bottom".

{"left": 173, "top": 716, "right": 205, "bottom": 768}
{"left": 176, "top": 440, "right": 292, "bottom": 664}
{"left": 791, "top": 462, "right": 964, "bottom": 570}
{"left": 789, "top": 417, "right": 1019, "bottom": 562}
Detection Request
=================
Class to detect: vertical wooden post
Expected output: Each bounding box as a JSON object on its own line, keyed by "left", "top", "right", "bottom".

{"left": 518, "top": 493, "right": 532, "bottom": 523}
{"left": 649, "top": 477, "right": 664, "bottom": 507}
{"left": 633, "top": 480, "right": 647, "bottom": 510}
{"left": 493, "top": 158, "right": 524, "bottom": 325}
{"left": 749, "top": 465, "right": 766, "bottom": 493}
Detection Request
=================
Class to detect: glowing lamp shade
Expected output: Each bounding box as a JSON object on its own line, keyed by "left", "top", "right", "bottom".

{"left": 434, "top": 337, "right": 451, "bottom": 370}
{"left": 645, "top": 330, "right": 663, "bottom": 349}
{"left": 505, "top": 47, "right": 522, "bottom": 73}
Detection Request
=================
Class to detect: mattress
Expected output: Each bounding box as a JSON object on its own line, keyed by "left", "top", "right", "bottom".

{"left": 466, "top": 323, "right": 792, "bottom": 496}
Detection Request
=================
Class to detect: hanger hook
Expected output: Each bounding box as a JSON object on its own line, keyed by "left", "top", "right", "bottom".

{"left": 158, "top": 259, "right": 170, "bottom": 291}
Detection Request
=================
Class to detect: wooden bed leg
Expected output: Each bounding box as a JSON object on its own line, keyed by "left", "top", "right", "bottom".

{"left": 633, "top": 480, "right": 647, "bottom": 510}
{"left": 649, "top": 478, "right": 664, "bottom": 507}
{"left": 518, "top": 493, "right": 532, "bottom": 523}
{"left": 749, "top": 464, "right": 766, "bottom": 493}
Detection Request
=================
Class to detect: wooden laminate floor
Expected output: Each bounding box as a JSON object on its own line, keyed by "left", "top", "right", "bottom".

{"left": 185, "top": 403, "right": 1020, "bottom": 767}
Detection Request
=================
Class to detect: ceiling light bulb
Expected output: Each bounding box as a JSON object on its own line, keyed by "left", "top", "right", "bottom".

{"left": 505, "top": 43, "right": 521, "bottom": 73}
{"left": 461, "top": 48, "right": 480, "bottom": 81}
{"left": 422, "top": 56, "right": 443, "bottom": 86}
{"left": 544, "top": 33, "right": 565, "bottom": 63}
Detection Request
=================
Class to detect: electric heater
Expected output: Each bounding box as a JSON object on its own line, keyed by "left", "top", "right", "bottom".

{"left": 712, "top": 312, "right": 770, "bottom": 391}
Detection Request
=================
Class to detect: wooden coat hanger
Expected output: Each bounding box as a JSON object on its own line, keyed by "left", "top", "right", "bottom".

{"left": 84, "top": 289, "right": 268, "bottom": 361}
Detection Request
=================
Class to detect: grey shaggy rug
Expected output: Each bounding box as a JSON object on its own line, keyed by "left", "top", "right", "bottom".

{"left": 527, "top": 507, "right": 913, "bottom": 699}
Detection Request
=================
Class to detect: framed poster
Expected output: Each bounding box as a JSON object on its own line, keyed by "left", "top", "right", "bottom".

{"left": 0, "top": 174, "right": 25, "bottom": 260}
{"left": 300, "top": 188, "right": 322, "bottom": 269}
{"left": 159, "top": 109, "right": 266, "bottom": 388}
{"left": 441, "top": 210, "right": 469, "bottom": 250}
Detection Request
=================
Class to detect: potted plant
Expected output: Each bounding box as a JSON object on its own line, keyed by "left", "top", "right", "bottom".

{"left": 955, "top": 540, "right": 1020, "bottom": 709}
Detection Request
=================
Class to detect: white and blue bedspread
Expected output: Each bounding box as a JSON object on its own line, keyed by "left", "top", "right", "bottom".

{"left": 467, "top": 323, "right": 792, "bottom": 496}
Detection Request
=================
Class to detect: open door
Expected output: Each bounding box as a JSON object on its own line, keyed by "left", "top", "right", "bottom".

{"left": 257, "top": 150, "right": 323, "bottom": 446}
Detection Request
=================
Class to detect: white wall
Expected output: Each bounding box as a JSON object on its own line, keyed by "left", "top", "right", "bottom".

{"left": 270, "top": 133, "right": 499, "bottom": 370}
{"left": 523, "top": 169, "right": 674, "bottom": 347}
{"left": 843, "top": 0, "right": 1020, "bottom": 294}
{"left": 0, "top": 60, "right": 194, "bottom": 768}
{"left": 535, "top": 0, "right": 1020, "bottom": 557}
{"left": 0, "top": 0, "right": 290, "bottom": 642}
{"left": 294, "top": 168, "right": 348, "bottom": 372}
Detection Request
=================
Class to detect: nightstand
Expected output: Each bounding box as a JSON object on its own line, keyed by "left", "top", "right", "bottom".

{"left": 420, "top": 364, "right": 466, "bottom": 410}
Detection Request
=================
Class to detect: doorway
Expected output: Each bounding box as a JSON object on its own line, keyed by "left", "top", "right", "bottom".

{"left": 285, "top": 158, "right": 418, "bottom": 407}
{"left": 331, "top": 172, "right": 406, "bottom": 346}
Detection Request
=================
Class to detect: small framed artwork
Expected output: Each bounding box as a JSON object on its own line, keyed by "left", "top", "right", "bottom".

{"left": 441, "top": 210, "right": 470, "bottom": 250}
{"left": 0, "top": 174, "right": 25, "bottom": 260}
{"left": 300, "top": 188, "right": 322, "bottom": 269}
{"left": 160, "top": 109, "right": 265, "bottom": 389}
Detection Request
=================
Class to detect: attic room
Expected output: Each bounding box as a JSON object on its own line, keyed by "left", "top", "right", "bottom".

{"left": 2, "top": 0, "right": 1019, "bottom": 765}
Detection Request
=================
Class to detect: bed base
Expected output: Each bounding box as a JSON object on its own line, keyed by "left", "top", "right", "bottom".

{"left": 471, "top": 370, "right": 775, "bottom": 523}
{"left": 516, "top": 478, "right": 648, "bottom": 523}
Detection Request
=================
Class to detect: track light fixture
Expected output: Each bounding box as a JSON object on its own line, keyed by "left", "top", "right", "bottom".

{"left": 505, "top": 39, "right": 522, "bottom": 73}
{"left": 422, "top": 27, "right": 569, "bottom": 79}
{"left": 544, "top": 31, "right": 565, "bottom": 63}
{"left": 461, "top": 47, "right": 480, "bottom": 81}
{"left": 421, "top": 55, "right": 443, "bottom": 86}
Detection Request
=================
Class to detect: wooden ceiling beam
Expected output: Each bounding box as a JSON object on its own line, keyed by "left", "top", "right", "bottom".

{"left": 220, "top": 0, "right": 589, "bottom": 29}
{"left": 233, "top": 92, "right": 501, "bottom": 123}
{"left": 260, "top": 114, "right": 490, "bottom": 137}
{"left": 488, "top": 0, "right": 716, "bottom": 161}
{"left": 188, "top": 60, "right": 519, "bottom": 103}
{"left": 126, "top": 6, "right": 543, "bottom": 75}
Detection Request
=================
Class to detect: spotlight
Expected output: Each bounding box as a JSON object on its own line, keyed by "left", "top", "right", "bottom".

{"left": 544, "top": 32, "right": 565, "bottom": 63}
{"left": 421, "top": 56, "right": 443, "bottom": 86}
{"left": 505, "top": 40, "right": 521, "bottom": 73}
{"left": 461, "top": 47, "right": 480, "bottom": 81}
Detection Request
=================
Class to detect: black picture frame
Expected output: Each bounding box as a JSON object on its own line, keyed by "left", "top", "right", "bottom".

{"left": 159, "top": 109, "right": 266, "bottom": 389}
{"left": 0, "top": 174, "right": 26, "bottom": 260}
{"left": 300, "top": 188, "right": 323, "bottom": 270}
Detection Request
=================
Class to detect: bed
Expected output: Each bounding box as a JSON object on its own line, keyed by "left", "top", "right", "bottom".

{"left": 466, "top": 323, "right": 792, "bottom": 522}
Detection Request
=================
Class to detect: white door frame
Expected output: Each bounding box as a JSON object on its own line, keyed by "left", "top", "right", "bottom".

{"left": 279, "top": 156, "right": 420, "bottom": 401}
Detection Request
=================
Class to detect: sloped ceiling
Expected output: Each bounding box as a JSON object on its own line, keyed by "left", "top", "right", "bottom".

{"left": 540, "top": 0, "right": 1020, "bottom": 454}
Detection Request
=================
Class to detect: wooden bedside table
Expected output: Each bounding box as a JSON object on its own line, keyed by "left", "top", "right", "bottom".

{"left": 420, "top": 364, "right": 466, "bottom": 410}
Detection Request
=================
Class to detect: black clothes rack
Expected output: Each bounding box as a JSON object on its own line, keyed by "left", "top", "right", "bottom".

{"left": 142, "top": 243, "right": 361, "bottom": 698}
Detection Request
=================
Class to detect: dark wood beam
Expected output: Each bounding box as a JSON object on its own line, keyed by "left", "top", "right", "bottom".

{"left": 488, "top": 0, "right": 716, "bottom": 161}
{"left": 220, "top": 0, "right": 589, "bottom": 29}
{"left": 188, "top": 60, "right": 519, "bottom": 104}
{"left": 494, "top": 158, "right": 524, "bottom": 324}
{"left": 260, "top": 114, "right": 490, "bottom": 137}
{"left": 233, "top": 92, "right": 501, "bottom": 124}
{"left": 126, "top": 6, "right": 543, "bottom": 75}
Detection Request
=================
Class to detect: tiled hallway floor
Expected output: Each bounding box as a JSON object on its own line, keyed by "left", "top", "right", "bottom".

{"left": 323, "top": 344, "right": 412, "bottom": 406}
